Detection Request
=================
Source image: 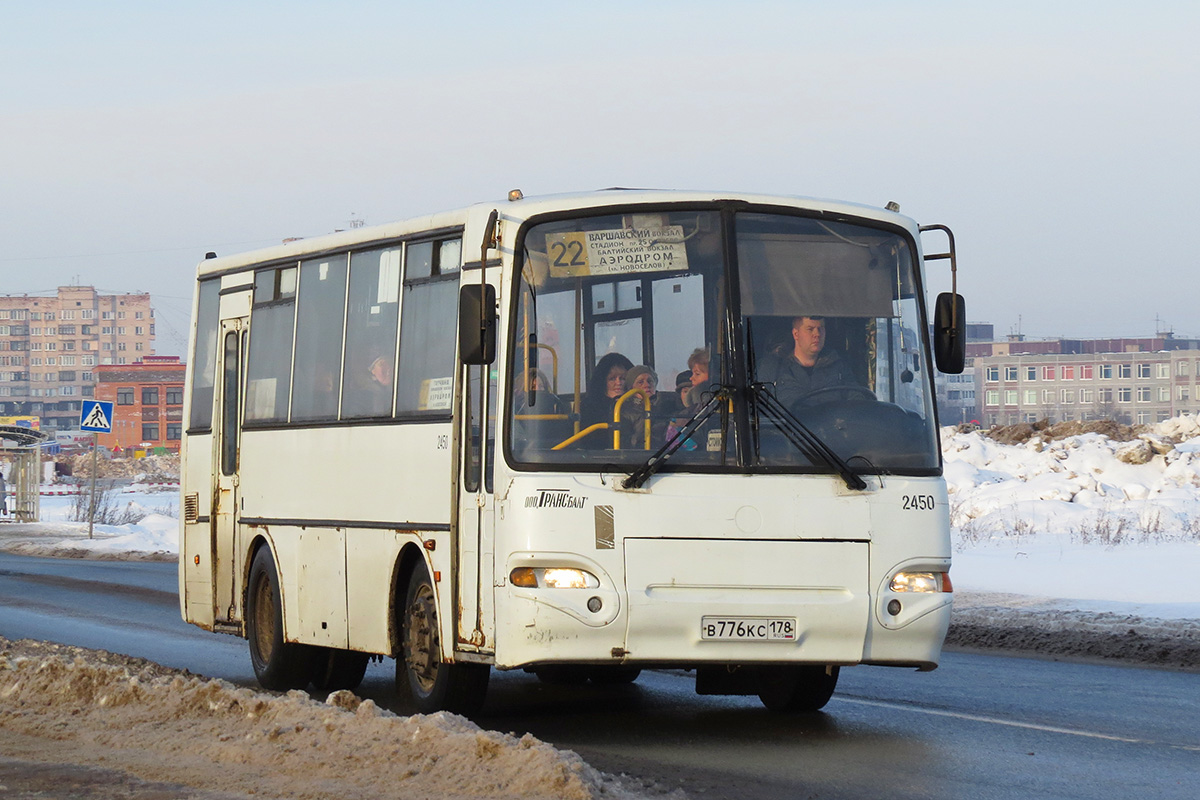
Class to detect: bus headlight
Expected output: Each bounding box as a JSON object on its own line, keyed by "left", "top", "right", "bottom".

{"left": 889, "top": 571, "right": 952, "bottom": 593}
{"left": 510, "top": 567, "right": 601, "bottom": 589}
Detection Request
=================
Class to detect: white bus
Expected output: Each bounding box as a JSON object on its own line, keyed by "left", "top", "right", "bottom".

{"left": 179, "top": 189, "right": 965, "bottom": 714}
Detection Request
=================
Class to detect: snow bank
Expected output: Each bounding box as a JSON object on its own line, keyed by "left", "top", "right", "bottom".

{"left": 937, "top": 417, "right": 1200, "bottom": 665}
{"left": 942, "top": 417, "right": 1200, "bottom": 618}
{"left": 0, "top": 637, "right": 658, "bottom": 800}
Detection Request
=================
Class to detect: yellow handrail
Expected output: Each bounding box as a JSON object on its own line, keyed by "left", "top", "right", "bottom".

{"left": 532, "top": 343, "right": 559, "bottom": 393}
{"left": 613, "top": 388, "right": 652, "bottom": 450}
{"left": 552, "top": 422, "right": 609, "bottom": 450}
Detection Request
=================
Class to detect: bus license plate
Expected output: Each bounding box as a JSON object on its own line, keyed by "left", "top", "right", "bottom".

{"left": 701, "top": 616, "right": 796, "bottom": 641}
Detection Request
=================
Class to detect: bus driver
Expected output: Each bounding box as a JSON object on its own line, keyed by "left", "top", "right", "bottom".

{"left": 763, "top": 315, "right": 859, "bottom": 408}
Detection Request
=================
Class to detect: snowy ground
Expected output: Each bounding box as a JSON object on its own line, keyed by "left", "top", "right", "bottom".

{"left": 2, "top": 421, "right": 1199, "bottom": 797}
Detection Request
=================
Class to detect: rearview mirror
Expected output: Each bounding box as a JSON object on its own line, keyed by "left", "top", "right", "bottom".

{"left": 933, "top": 292, "right": 965, "bottom": 374}
{"left": 459, "top": 284, "right": 496, "bottom": 365}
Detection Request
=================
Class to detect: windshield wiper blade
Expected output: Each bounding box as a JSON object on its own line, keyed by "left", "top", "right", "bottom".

{"left": 751, "top": 384, "right": 867, "bottom": 491}
{"left": 622, "top": 386, "right": 732, "bottom": 490}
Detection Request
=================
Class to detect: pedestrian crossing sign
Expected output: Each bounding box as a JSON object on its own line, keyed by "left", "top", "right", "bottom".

{"left": 80, "top": 400, "right": 115, "bottom": 433}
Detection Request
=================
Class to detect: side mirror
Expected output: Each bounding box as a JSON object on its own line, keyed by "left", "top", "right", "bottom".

{"left": 459, "top": 284, "right": 496, "bottom": 365}
{"left": 933, "top": 292, "right": 965, "bottom": 374}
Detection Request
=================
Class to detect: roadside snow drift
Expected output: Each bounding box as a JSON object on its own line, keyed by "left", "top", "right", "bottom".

{"left": 0, "top": 638, "right": 655, "bottom": 800}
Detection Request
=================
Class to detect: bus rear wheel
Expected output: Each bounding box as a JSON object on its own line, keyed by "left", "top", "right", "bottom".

{"left": 246, "top": 546, "right": 315, "bottom": 691}
{"left": 397, "top": 564, "right": 489, "bottom": 715}
{"left": 757, "top": 665, "right": 839, "bottom": 712}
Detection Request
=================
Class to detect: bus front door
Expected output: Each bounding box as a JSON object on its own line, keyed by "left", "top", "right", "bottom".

{"left": 456, "top": 362, "right": 495, "bottom": 652}
{"left": 212, "top": 317, "right": 245, "bottom": 628}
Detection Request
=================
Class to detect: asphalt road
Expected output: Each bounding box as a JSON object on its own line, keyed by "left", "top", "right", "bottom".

{"left": 2, "top": 552, "right": 1197, "bottom": 799}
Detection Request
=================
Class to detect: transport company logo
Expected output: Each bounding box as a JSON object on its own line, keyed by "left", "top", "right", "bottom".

{"left": 525, "top": 489, "right": 587, "bottom": 509}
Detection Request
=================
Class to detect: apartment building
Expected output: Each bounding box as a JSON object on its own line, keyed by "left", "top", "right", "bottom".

{"left": 0, "top": 287, "right": 156, "bottom": 431}
{"left": 93, "top": 356, "right": 186, "bottom": 453}
{"left": 975, "top": 347, "right": 1200, "bottom": 426}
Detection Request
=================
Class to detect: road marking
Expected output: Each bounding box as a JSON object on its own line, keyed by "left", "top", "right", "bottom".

{"left": 839, "top": 697, "right": 1200, "bottom": 752}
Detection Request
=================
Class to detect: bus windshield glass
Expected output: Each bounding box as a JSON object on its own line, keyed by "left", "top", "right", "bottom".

{"left": 507, "top": 207, "right": 939, "bottom": 475}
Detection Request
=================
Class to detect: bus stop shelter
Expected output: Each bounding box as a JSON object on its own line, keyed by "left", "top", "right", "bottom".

{"left": 0, "top": 425, "right": 47, "bottom": 523}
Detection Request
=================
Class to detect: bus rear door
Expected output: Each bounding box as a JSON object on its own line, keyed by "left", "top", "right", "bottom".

{"left": 212, "top": 308, "right": 247, "bottom": 628}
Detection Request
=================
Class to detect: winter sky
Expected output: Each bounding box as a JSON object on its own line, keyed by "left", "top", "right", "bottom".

{"left": 3, "top": 1, "right": 1198, "bottom": 355}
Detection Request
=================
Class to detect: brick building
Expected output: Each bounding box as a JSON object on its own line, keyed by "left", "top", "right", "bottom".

{"left": 0, "top": 286, "right": 156, "bottom": 431}
{"left": 94, "top": 356, "right": 186, "bottom": 452}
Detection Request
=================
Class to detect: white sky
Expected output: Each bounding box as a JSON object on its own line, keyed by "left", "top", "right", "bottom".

{"left": 3, "top": 1, "right": 1198, "bottom": 355}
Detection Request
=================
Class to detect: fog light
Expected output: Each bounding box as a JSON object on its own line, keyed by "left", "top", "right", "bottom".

{"left": 887, "top": 599, "right": 902, "bottom": 616}
{"left": 587, "top": 596, "right": 603, "bottom": 613}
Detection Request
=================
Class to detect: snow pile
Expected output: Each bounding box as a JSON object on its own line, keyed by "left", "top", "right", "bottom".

{"left": 941, "top": 416, "right": 1200, "bottom": 664}
{"left": 942, "top": 417, "right": 1200, "bottom": 621}
{"left": 944, "top": 416, "right": 1200, "bottom": 547}
{"left": 54, "top": 452, "right": 180, "bottom": 483}
{"left": 0, "top": 638, "right": 656, "bottom": 800}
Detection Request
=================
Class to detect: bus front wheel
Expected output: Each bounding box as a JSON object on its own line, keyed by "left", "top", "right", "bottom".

{"left": 246, "top": 546, "right": 315, "bottom": 691}
{"left": 398, "top": 564, "right": 489, "bottom": 715}
{"left": 757, "top": 665, "right": 839, "bottom": 712}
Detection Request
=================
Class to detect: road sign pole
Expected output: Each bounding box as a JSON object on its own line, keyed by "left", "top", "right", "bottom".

{"left": 78, "top": 400, "right": 114, "bottom": 540}
{"left": 88, "top": 432, "right": 98, "bottom": 539}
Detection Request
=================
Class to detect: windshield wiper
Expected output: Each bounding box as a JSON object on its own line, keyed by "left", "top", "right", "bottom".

{"left": 622, "top": 386, "right": 733, "bottom": 490}
{"left": 751, "top": 383, "right": 868, "bottom": 491}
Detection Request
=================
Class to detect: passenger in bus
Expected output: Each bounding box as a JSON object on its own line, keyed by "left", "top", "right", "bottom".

{"left": 351, "top": 353, "right": 394, "bottom": 415}
{"left": 580, "top": 352, "right": 633, "bottom": 439}
{"left": 663, "top": 348, "right": 712, "bottom": 451}
{"left": 620, "top": 365, "right": 681, "bottom": 449}
{"left": 512, "top": 368, "right": 571, "bottom": 451}
{"left": 760, "top": 316, "right": 859, "bottom": 409}
{"left": 515, "top": 368, "right": 569, "bottom": 417}
{"left": 683, "top": 347, "right": 711, "bottom": 407}
{"left": 674, "top": 370, "right": 692, "bottom": 407}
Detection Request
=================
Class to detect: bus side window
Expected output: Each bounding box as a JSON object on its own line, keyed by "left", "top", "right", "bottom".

{"left": 341, "top": 247, "right": 401, "bottom": 419}
{"left": 291, "top": 255, "right": 348, "bottom": 421}
{"left": 188, "top": 279, "right": 221, "bottom": 431}
{"left": 245, "top": 266, "right": 297, "bottom": 423}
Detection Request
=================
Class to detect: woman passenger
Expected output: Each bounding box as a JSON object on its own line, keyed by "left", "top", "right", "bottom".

{"left": 580, "top": 352, "right": 633, "bottom": 437}
{"left": 621, "top": 365, "right": 681, "bottom": 449}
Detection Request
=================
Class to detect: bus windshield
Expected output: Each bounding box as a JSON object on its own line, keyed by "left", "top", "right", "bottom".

{"left": 506, "top": 207, "right": 940, "bottom": 475}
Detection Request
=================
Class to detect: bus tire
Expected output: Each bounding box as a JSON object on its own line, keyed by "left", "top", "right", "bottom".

{"left": 398, "top": 563, "right": 489, "bottom": 715}
{"left": 246, "top": 547, "right": 316, "bottom": 691}
{"left": 757, "top": 665, "right": 839, "bottom": 713}
{"left": 311, "top": 648, "right": 370, "bottom": 692}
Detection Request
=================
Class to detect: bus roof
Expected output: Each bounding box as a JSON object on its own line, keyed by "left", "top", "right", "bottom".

{"left": 194, "top": 189, "right": 919, "bottom": 279}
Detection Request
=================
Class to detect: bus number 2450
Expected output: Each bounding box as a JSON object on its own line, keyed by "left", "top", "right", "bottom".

{"left": 902, "top": 494, "right": 936, "bottom": 510}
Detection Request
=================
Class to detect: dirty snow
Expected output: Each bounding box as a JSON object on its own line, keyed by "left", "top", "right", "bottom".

{"left": 0, "top": 637, "right": 662, "bottom": 800}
